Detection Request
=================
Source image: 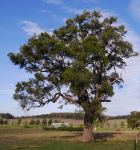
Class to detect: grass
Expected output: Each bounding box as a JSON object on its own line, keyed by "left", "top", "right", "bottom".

{"left": 0, "top": 128, "right": 139, "bottom": 150}
{"left": 137, "top": 142, "right": 140, "bottom": 149}
{"left": 0, "top": 140, "right": 135, "bottom": 150}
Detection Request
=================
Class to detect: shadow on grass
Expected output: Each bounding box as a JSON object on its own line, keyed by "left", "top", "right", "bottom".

{"left": 50, "top": 131, "right": 82, "bottom": 140}
{"left": 95, "top": 132, "right": 122, "bottom": 141}
{"left": 50, "top": 131, "right": 122, "bottom": 142}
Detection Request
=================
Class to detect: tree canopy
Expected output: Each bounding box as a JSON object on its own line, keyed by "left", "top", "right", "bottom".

{"left": 127, "top": 111, "right": 140, "bottom": 130}
{"left": 8, "top": 11, "right": 138, "bottom": 141}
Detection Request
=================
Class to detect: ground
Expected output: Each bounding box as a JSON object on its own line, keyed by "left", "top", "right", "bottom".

{"left": 0, "top": 128, "right": 139, "bottom": 150}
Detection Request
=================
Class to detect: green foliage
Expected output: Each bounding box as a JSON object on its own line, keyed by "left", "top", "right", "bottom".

{"left": 0, "top": 118, "right": 4, "bottom": 125}
{"left": 99, "top": 81, "right": 114, "bottom": 97}
{"left": 127, "top": 111, "right": 140, "bottom": 129}
{"left": 42, "top": 118, "right": 47, "bottom": 126}
{"left": 17, "top": 119, "right": 22, "bottom": 125}
{"left": 48, "top": 119, "right": 52, "bottom": 126}
{"left": 24, "top": 120, "right": 28, "bottom": 125}
{"left": 36, "top": 119, "right": 41, "bottom": 125}
{"left": 3, "top": 120, "right": 8, "bottom": 124}
{"left": 30, "top": 119, "right": 36, "bottom": 125}
{"left": 0, "top": 118, "right": 8, "bottom": 125}
{"left": 47, "top": 112, "right": 84, "bottom": 120}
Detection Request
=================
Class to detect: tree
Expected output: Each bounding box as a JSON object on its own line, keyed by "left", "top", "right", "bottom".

{"left": 17, "top": 119, "right": 22, "bottom": 125}
{"left": 8, "top": 11, "right": 137, "bottom": 141}
{"left": 36, "top": 119, "right": 41, "bottom": 125}
{"left": 24, "top": 120, "right": 28, "bottom": 125}
{"left": 127, "top": 111, "right": 140, "bottom": 130}
{"left": 48, "top": 119, "right": 52, "bottom": 126}
{"left": 0, "top": 118, "right": 4, "bottom": 125}
{"left": 3, "top": 120, "right": 8, "bottom": 125}
{"left": 30, "top": 119, "right": 35, "bottom": 125}
{"left": 42, "top": 118, "right": 47, "bottom": 126}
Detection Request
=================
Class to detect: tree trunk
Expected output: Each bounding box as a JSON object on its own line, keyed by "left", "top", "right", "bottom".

{"left": 83, "top": 112, "right": 94, "bottom": 142}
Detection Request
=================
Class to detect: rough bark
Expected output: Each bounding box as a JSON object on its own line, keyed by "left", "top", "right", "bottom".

{"left": 83, "top": 112, "right": 94, "bottom": 142}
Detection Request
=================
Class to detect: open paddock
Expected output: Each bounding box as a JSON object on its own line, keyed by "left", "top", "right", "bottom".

{"left": 0, "top": 128, "right": 139, "bottom": 150}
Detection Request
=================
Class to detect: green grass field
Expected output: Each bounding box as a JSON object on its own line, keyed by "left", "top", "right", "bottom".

{"left": 0, "top": 140, "right": 135, "bottom": 150}
{"left": 0, "top": 128, "right": 139, "bottom": 150}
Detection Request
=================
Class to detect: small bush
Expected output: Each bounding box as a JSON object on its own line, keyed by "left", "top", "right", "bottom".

{"left": 36, "top": 119, "right": 41, "bottom": 125}
{"left": 17, "top": 119, "right": 22, "bottom": 125}
{"left": 120, "top": 121, "right": 125, "bottom": 128}
{"left": 30, "top": 119, "right": 36, "bottom": 125}
{"left": 0, "top": 118, "right": 4, "bottom": 125}
{"left": 42, "top": 119, "right": 47, "bottom": 126}
{"left": 48, "top": 119, "right": 53, "bottom": 126}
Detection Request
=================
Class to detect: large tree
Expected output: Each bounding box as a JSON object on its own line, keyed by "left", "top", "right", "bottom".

{"left": 8, "top": 11, "right": 137, "bottom": 141}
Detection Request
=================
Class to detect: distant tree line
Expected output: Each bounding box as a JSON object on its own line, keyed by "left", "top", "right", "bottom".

{"left": 18, "top": 113, "right": 85, "bottom": 120}
{"left": 0, "top": 113, "right": 14, "bottom": 119}
{"left": 0, "top": 112, "right": 135, "bottom": 122}
{"left": 17, "top": 113, "right": 130, "bottom": 120}
{"left": 17, "top": 118, "right": 54, "bottom": 126}
{"left": 108, "top": 115, "right": 129, "bottom": 120}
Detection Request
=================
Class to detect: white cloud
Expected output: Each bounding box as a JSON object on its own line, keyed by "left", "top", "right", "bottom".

{"left": 61, "top": 6, "right": 84, "bottom": 14}
{"left": 43, "top": 0, "right": 62, "bottom": 5}
{"left": 81, "top": 0, "right": 97, "bottom": 3}
{"left": 129, "top": 0, "right": 140, "bottom": 20}
{"left": 42, "top": 0, "right": 84, "bottom": 15}
{"left": 20, "top": 20, "right": 45, "bottom": 36}
{"left": 19, "top": 20, "right": 54, "bottom": 36}
{"left": 101, "top": 9, "right": 118, "bottom": 19}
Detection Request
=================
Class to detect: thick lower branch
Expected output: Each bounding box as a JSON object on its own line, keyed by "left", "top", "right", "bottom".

{"left": 47, "top": 92, "right": 78, "bottom": 105}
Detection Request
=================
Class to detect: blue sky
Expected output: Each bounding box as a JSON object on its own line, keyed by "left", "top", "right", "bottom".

{"left": 0, "top": 0, "right": 140, "bottom": 116}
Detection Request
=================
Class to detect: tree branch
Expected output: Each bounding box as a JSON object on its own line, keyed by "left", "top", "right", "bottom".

{"left": 62, "top": 93, "right": 78, "bottom": 103}
{"left": 101, "top": 100, "right": 111, "bottom": 102}
{"left": 110, "top": 77, "right": 123, "bottom": 85}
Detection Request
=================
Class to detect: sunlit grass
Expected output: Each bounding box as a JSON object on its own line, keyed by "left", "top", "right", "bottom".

{"left": 0, "top": 128, "right": 138, "bottom": 150}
